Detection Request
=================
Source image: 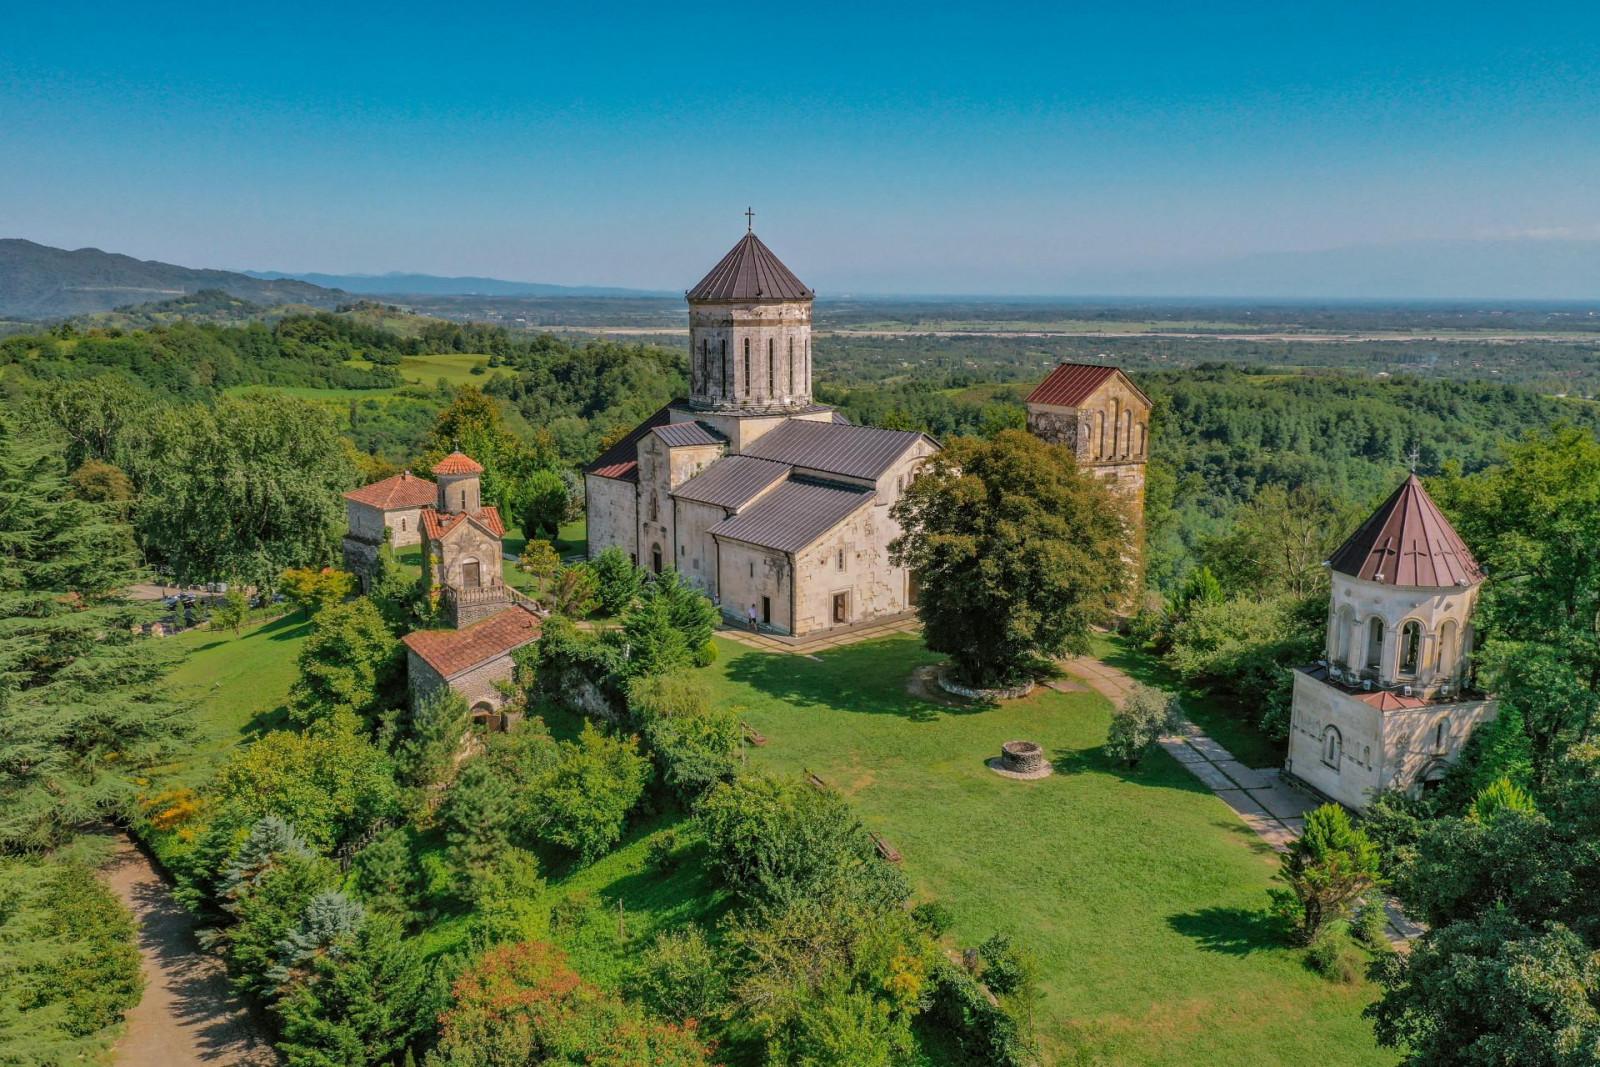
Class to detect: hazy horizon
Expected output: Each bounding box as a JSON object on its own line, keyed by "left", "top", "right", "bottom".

{"left": 5, "top": 1, "right": 1599, "bottom": 297}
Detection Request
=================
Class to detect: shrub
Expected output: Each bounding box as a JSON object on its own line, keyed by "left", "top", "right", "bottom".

{"left": 977, "top": 933, "right": 1035, "bottom": 998}
{"left": 1272, "top": 804, "right": 1384, "bottom": 941}
{"left": 625, "top": 927, "right": 729, "bottom": 1023}
{"left": 1469, "top": 776, "right": 1537, "bottom": 823}
{"left": 1103, "top": 684, "right": 1182, "bottom": 768}
{"left": 628, "top": 673, "right": 741, "bottom": 801}
{"left": 912, "top": 901, "right": 956, "bottom": 938}
{"left": 10, "top": 863, "right": 143, "bottom": 1039}
{"left": 646, "top": 828, "right": 683, "bottom": 874}
{"left": 1352, "top": 897, "right": 1391, "bottom": 950}
{"left": 1305, "top": 921, "right": 1363, "bottom": 983}
{"left": 924, "top": 957, "right": 1039, "bottom": 1067}
{"left": 287, "top": 598, "right": 402, "bottom": 728}
{"left": 530, "top": 724, "right": 650, "bottom": 862}
{"left": 1164, "top": 593, "right": 1322, "bottom": 741}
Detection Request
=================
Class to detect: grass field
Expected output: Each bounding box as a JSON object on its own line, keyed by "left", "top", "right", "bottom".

{"left": 707, "top": 635, "right": 1386, "bottom": 1065}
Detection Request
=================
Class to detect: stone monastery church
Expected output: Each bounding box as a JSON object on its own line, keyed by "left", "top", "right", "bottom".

{"left": 583, "top": 227, "right": 940, "bottom": 636}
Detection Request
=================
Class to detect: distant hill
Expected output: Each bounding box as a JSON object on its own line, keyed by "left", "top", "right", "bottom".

{"left": 244, "top": 269, "right": 668, "bottom": 298}
{"left": 0, "top": 239, "right": 345, "bottom": 320}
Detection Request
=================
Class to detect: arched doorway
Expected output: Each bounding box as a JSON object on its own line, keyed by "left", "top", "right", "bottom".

{"left": 651, "top": 543, "right": 663, "bottom": 574}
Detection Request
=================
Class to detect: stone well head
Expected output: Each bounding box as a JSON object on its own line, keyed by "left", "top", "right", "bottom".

{"left": 1001, "top": 740, "right": 1046, "bottom": 774}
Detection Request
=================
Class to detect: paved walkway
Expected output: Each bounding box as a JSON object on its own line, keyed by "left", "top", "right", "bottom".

{"left": 717, "top": 613, "right": 921, "bottom": 655}
{"left": 101, "top": 834, "right": 278, "bottom": 1066}
{"left": 1060, "top": 654, "right": 1424, "bottom": 945}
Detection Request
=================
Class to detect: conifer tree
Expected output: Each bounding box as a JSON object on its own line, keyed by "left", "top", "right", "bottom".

{"left": 0, "top": 418, "right": 188, "bottom": 851}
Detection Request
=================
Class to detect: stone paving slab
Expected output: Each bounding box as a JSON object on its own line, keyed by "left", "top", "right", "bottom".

{"left": 1213, "top": 760, "right": 1275, "bottom": 790}
{"left": 1251, "top": 784, "right": 1319, "bottom": 821}
{"left": 1215, "top": 789, "right": 1272, "bottom": 819}
{"left": 1182, "top": 760, "right": 1240, "bottom": 792}
{"left": 1186, "top": 735, "right": 1236, "bottom": 762}
{"left": 1159, "top": 739, "right": 1207, "bottom": 763}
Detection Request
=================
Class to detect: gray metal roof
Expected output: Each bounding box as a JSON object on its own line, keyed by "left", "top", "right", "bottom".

{"left": 741, "top": 419, "right": 929, "bottom": 481}
{"left": 672, "top": 455, "right": 790, "bottom": 509}
{"left": 687, "top": 232, "right": 812, "bottom": 302}
{"left": 709, "top": 478, "right": 873, "bottom": 553}
{"left": 583, "top": 402, "right": 678, "bottom": 483}
{"left": 652, "top": 421, "right": 725, "bottom": 448}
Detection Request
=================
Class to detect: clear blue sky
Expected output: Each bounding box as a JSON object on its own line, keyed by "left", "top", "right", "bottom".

{"left": 3, "top": 1, "right": 1597, "bottom": 294}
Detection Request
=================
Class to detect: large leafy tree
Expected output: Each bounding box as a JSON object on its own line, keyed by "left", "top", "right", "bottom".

{"left": 1433, "top": 427, "right": 1600, "bottom": 782}
{"left": 0, "top": 419, "right": 188, "bottom": 851}
{"left": 890, "top": 430, "right": 1129, "bottom": 687}
{"left": 127, "top": 393, "right": 358, "bottom": 589}
{"left": 288, "top": 598, "right": 402, "bottom": 728}
{"left": 1270, "top": 804, "right": 1382, "bottom": 940}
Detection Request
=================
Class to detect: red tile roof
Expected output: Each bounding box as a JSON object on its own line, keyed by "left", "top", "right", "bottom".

{"left": 687, "top": 232, "right": 812, "bottom": 302}
{"left": 583, "top": 402, "right": 677, "bottom": 483}
{"left": 343, "top": 471, "right": 437, "bottom": 509}
{"left": 420, "top": 506, "right": 505, "bottom": 541}
{"left": 402, "top": 607, "right": 540, "bottom": 679}
{"left": 1328, "top": 475, "right": 1483, "bottom": 588}
{"left": 433, "top": 451, "right": 485, "bottom": 475}
{"left": 1025, "top": 362, "right": 1149, "bottom": 408}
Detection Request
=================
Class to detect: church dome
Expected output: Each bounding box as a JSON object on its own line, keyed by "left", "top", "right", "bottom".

{"left": 687, "top": 231, "right": 812, "bottom": 302}
{"left": 1328, "top": 474, "right": 1483, "bottom": 588}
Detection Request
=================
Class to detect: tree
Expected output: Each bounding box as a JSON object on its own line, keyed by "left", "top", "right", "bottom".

{"left": 628, "top": 672, "right": 741, "bottom": 800}
{"left": 619, "top": 572, "right": 719, "bottom": 678}
{"left": 545, "top": 564, "right": 598, "bottom": 618}
{"left": 591, "top": 546, "right": 644, "bottom": 616}
{"left": 531, "top": 724, "right": 650, "bottom": 862}
{"left": 1199, "top": 485, "right": 1359, "bottom": 600}
{"left": 217, "top": 842, "right": 342, "bottom": 1000}
{"left": 282, "top": 567, "right": 356, "bottom": 618}
{"left": 516, "top": 538, "right": 561, "bottom": 582}
{"left": 1368, "top": 910, "right": 1600, "bottom": 1067}
{"left": 626, "top": 927, "right": 729, "bottom": 1024}
{"left": 1468, "top": 776, "right": 1536, "bottom": 823}
{"left": 1432, "top": 428, "right": 1600, "bottom": 782}
{"left": 288, "top": 598, "right": 402, "bottom": 728}
{"left": 350, "top": 829, "right": 419, "bottom": 920}
{"left": 0, "top": 418, "right": 189, "bottom": 851}
{"left": 275, "top": 913, "right": 434, "bottom": 1067}
{"left": 67, "top": 459, "right": 133, "bottom": 512}
{"left": 389, "top": 688, "right": 469, "bottom": 792}
{"left": 212, "top": 587, "right": 249, "bottom": 636}
{"left": 368, "top": 539, "right": 423, "bottom": 634}
{"left": 1271, "top": 804, "right": 1383, "bottom": 940}
{"left": 519, "top": 468, "right": 571, "bottom": 541}
{"left": 422, "top": 387, "right": 540, "bottom": 518}
{"left": 890, "top": 430, "right": 1129, "bottom": 687}
{"left": 1104, "top": 684, "right": 1182, "bottom": 768}
{"left": 128, "top": 394, "right": 358, "bottom": 590}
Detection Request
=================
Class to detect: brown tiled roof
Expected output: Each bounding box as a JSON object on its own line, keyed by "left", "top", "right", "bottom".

{"left": 709, "top": 477, "right": 873, "bottom": 553}
{"left": 687, "top": 232, "right": 812, "bottom": 302}
{"left": 742, "top": 420, "right": 931, "bottom": 481}
{"left": 584, "top": 402, "right": 678, "bottom": 483}
{"left": 433, "top": 451, "right": 485, "bottom": 475}
{"left": 402, "top": 607, "right": 540, "bottom": 679}
{"left": 344, "top": 471, "right": 436, "bottom": 509}
{"left": 1025, "top": 362, "right": 1150, "bottom": 408}
{"left": 420, "top": 505, "right": 505, "bottom": 541}
{"left": 673, "top": 455, "right": 791, "bottom": 509}
{"left": 1328, "top": 475, "right": 1483, "bottom": 588}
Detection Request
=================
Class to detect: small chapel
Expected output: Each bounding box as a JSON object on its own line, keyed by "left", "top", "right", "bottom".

{"left": 344, "top": 452, "right": 542, "bottom": 725}
{"left": 1284, "top": 474, "right": 1497, "bottom": 809}
{"left": 583, "top": 223, "right": 938, "bottom": 636}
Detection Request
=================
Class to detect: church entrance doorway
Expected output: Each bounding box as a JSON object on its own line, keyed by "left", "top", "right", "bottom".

{"left": 832, "top": 591, "right": 850, "bottom": 625}
{"left": 761, "top": 596, "right": 771, "bottom": 625}
{"left": 652, "top": 544, "right": 663, "bottom": 574}
{"left": 462, "top": 561, "right": 481, "bottom": 588}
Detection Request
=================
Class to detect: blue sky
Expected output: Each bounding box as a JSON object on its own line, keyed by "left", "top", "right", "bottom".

{"left": 3, "top": 1, "right": 1598, "bottom": 294}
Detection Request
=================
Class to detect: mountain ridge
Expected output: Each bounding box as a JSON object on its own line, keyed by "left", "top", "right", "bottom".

{"left": 243, "top": 269, "right": 670, "bottom": 298}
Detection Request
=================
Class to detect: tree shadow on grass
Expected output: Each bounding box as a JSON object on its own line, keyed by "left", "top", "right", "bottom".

{"left": 1168, "top": 905, "right": 1291, "bottom": 956}
{"left": 722, "top": 638, "right": 987, "bottom": 724}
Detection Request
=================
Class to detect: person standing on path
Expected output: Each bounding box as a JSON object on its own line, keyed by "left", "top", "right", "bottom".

{"left": 747, "top": 603, "right": 759, "bottom": 632}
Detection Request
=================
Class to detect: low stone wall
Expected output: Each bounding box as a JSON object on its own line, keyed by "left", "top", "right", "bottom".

{"left": 937, "top": 672, "right": 1035, "bottom": 701}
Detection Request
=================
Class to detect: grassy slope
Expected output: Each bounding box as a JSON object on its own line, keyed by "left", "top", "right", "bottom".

{"left": 707, "top": 635, "right": 1387, "bottom": 1066}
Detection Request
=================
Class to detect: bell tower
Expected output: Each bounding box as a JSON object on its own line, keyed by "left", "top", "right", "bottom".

{"left": 686, "top": 213, "right": 815, "bottom": 414}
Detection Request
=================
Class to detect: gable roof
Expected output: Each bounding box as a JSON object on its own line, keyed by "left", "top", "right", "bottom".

{"left": 673, "top": 455, "right": 791, "bottom": 510}
{"left": 1025, "top": 362, "right": 1150, "bottom": 408}
{"left": 741, "top": 420, "right": 931, "bottom": 481}
{"left": 687, "top": 232, "right": 813, "bottom": 302}
{"left": 402, "top": 607, "right": 540, "bottom": 679}
{"left": 421, "top": 505, "right": 505, "bottom": 542}
{"left": 344, "top": 471, "right": 437, "bottom": 510}
{"left": 652, "top": 421, "right": 725, "bottom": 448}
{"left": 1328, "top": 475, "right": 1483, "bottom": 588}
{"left": 433, "top": 451, "right": 485, "bottom": 475}
{"left": 709, "top": 478, "right": 873, "bottom": 553}
{"left": 583, "top": 402, "right": 678, "bottom": 483}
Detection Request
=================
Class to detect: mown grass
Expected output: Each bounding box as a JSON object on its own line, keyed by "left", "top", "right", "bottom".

{"left": 706, "top": 634, "right": 1386, "bottom": 1066}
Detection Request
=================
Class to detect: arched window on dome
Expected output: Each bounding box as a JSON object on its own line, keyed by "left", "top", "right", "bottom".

{"left": 1400, "top": 621, "right": 1423, "bottom": 676}
{"left": 721, "top": 338, "right": 728, "bottom": 395}
{"left": 1437, "top": 619, "right": 1458, "bottom": 678}
{"left": 743, "top": 338, "right": 750, "bottom": 396}
{"left": 1096, "top": 410, "right": 1106, "bottom": 458}
{"left": 1322, "top": 725, "right": 1342, "bottom": 770}
{"left": 1333, "top": 605, "right": 1355, "bottom": 666}
{"left": 1366, "top": 617, "right": 1384, "bottom": 672}
{"left": 768, "top": 338, "right": 775, "bottom": 395}
{"left": 788, "top": 337, "right": 795, "bottom": 395}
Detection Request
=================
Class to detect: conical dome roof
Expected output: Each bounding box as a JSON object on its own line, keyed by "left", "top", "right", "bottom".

{"left": 1328, "top": 475, "right": 1483, "bottom": 587}
{"left": 687, "top": 232, "right": 812, "bottom": 302}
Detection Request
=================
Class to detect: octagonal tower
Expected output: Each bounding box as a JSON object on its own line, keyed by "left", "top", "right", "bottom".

{"left": 686, "top": 228, "right": 814, "bottom": 414}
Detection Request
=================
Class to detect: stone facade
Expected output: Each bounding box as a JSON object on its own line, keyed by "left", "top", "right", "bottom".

{"left": 405, "top": 646, "right": 518, "bottom": 716}
{"left": 688, "top": 300, "right": 814, "bottom": 413}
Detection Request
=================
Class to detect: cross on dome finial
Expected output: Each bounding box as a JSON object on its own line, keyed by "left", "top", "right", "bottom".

{"left": 744, "top": 206, "right": 755, "bottom": 232}
{"left": 1408, "top": 445, "right": 1421, "bottom": 473}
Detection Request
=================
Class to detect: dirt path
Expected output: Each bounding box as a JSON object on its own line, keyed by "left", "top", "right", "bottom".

{"left": 101, "top": 834, "right": 279, "bottom": 1066}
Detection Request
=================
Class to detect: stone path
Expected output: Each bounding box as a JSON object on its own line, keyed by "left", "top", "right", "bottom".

{"left": 101, "top": 834, "right": 278, "bottom": 1067}
{"left": 717, "top": 612, "right": 921, "bottom": 655}
{"left": 1060, "top": 654, "right": 1423, "bottom": 945}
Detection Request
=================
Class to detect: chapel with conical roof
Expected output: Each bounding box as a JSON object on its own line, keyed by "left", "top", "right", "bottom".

{"left": 1284, "top": 474, "right": 1497, "bottom": 809}
{"left": 582, "top": 219, "right": 939, "bottom": 636}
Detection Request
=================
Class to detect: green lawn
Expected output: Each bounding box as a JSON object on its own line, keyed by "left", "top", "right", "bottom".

{"left": 398, "top": 353, "right": 491, "bottom": 387}
{"left": 155, "top": 613, "right": 311, "bottom": 790}
{"left": 706, "top": 635, "right": 1388, "bottom": 1066}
